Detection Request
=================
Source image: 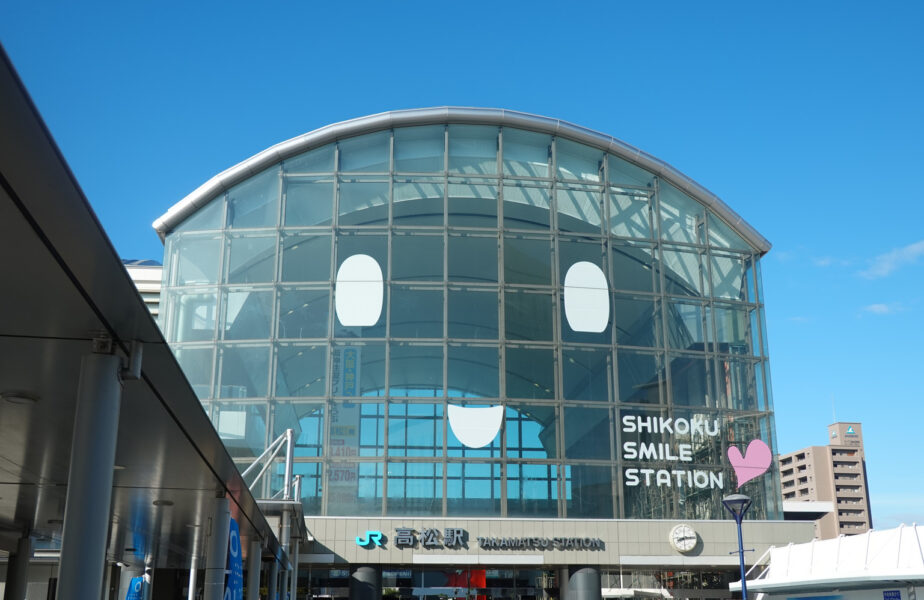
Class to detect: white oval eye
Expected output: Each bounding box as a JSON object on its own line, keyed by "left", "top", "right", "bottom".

{"left": 563, "top": 261, "right": 609, "bottom": 333}
{"left": 335, "top": 254, "right": 383, "bottom": 326}
{"left": 447, "top": 405, "right": 504, "bottom": 448}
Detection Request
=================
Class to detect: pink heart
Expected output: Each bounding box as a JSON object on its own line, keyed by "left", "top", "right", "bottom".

{"left": 727, "top": 439, "right": 772, "bottom": 488}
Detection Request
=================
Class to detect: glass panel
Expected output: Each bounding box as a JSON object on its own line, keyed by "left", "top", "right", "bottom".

{"left": 272, "top": 402, "right": 324, "bottom": 457}
{"left": 446, "top": 462, "right": 501, "bottom": 516}
{"left": 284, "top": 179, "right": 334, "bottom": 227}
{"left": 387, "top": 462, "right": 443, "bottom": 515}
{"left": 448, "top": 235, "right": 497, "bottom": 283}
{"left": 393, "top": 179, "right": 443, "bottom": 225}
{"left": 223, "top": 289, "right": 273, "bottom": 340}
{"left": 339, "top": 131, "right": 389, "bottom": 173}
{"left": 389, "top": 344, "right": 443, "bottom": 397}
{"left": 387, "top": 403, "right": 443, "bottom": 457}
{"left": 502, "top": 128, "right": 550, "bottom": 178}
{"left": 331, "top": 343, "right": 386, "bottom": 397}
{"left": 336, "top": 234, "right": 387, "bottom": 274}
{"left": 609, "top": 188, "right": 652, "bottom": 239}
{"left": 505, "top": 347, "right": 554, "bottom": 400}
{"left": 505, "top": 291, "right": 553, "bottom": 341}
{"left": 613, "top": 293, "right": 659, "bottom": 348}
{"left": 564, "top": 407, "right": 611, "bottom": 459}
{"left": 503, "top": 183, "right": 551, "bottom": 230}
{"left": 662, "top": 247, "right": 704, "bottom": 297}
{"left": 665, "top": 300, "right": 711, "bottom": 352}
{"left": 360, "top": 403, "right": 386, "bottom": 456}
{"left": 174, "top": 346, "right": 214, "bottom": 399}
{"left": 449, "top": 125, "right": 497, "bottom": 175}
{"left": 176, "top": 196, "right": 223, "bottom": 233}
{"left": 281, "top": 234, "right": 331, "bottom": 282}
{"left": 608, "top": 154, "right": 655, "bottom": 187}
{"left": 227, "top": 235, "right": 276, "bottom": 284}
{"left": 711, "top": 253, "right": 748, "bottom": 300}
{"left": 293, "top": 462, "right": 323, "bottom": 513}
{"left": 506, "top": 405, "right": 557, "bottom": 458}
{"left": 707, "top": 211, "right": 751, "bottom": 251}
{"left": 448, "top": 345, "right": 499, "bottom": 398}
{"left": 276, "top": 344, "right": 327, "bottom": 397}
{"left": 227, "top": 167, "right": 280, "bottom": 229}
{"left": 285, "top": 144, "right": 334, "bottom": 173}
{"left": 616, "top": 350, "right": 664, "bottom": 404}
{"left": 392, "top": 234, "right": 443, "bottom": 281}
{"left": 717, "top": 357, "right": 759, "bottom": 411}
{"left": 507, "top": 463, "right": 558, "bottom": 517}
{"left": 562, "top": 348, "right": 612, "bottom": 401}
{"left": 558, "top": 237, "right": 604, "bottom": 278}
{"left": 610, "top": 241, "right": 657, "bottom": 293}
{"left": 390, "top": 286, "right": 443, "bottom": 338}
{"left": 211, "top": 401, "right": 267, "bottom": 459}
{"left": 669, "top": 354, "right": 715, "bottom": 407}
{"left": 278, "top": 288, "right": 329, "bottom": 339}
{"left": 557, "top": 186, "right": 602, "bottom": 234}
{"left": 556, "top": 138, "right": 602, "bottom": 182}
{"left": 565, "top": 465, "right": 613, "bottom": 518}
{"left": 714, "top": 303, "right": 754, "bottom": 355}
{"left": 173, "top": 234, "right": 221, "bottom": 285}
{"left": 338, "top": 179, "right": 388, "bottom": 226}
{"left": 394, "top": 126, "right": 444, "bottom": 172}
{"left": 448, "top": 179, "right": 497, "bottom": 227}
{"left": 659, "top": 182, "right": 703, "bottom": 244}
{"left": 219, "top": 345, "right": 270, "bottom": 398}
{"left": 504, "top": 236, "right": 551, "bottom": 285}
{"left": 169, "top": 289, "right": 218, "bottom": 342}
{"left": 448, "top": 288, "right": 498, "bottom": 339}
{"left": 326, "top": 461, "right": 384, "bottom": 516}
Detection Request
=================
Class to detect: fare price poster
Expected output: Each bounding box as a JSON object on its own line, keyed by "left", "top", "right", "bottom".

{"left": 329, "top": 348, "right": 361, "bottom": 504}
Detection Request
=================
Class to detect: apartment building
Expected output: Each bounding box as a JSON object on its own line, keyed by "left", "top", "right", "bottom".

{"left": 780, "top": 422, "right": 872, "bottom": 539}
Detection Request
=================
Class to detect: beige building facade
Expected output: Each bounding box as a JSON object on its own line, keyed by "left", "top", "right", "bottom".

{"left": 780, "top": 422, "right": 872, "bottom": 539}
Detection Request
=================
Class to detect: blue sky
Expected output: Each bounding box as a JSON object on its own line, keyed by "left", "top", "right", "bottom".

{"left": 2, "top": 2, "right": 922, "bottom": 528}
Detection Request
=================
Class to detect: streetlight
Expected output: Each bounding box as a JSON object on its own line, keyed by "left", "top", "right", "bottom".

{"left": 722, "top": 493, "right": 753, "bottom": 600}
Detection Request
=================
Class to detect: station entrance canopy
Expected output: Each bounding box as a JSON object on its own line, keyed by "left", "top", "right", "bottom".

{"left": 0, "top": 46, "right": 283, "bottom": 588}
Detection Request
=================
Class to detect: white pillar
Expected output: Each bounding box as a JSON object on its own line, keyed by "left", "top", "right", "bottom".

{"left": 188, "top": 554, "right": 199, "bottom": 600}
{"left": 288, "top": 539, "right": 300, "bottom": 600}
{"left": 203, "top": 496, "right": 231, "bottom": 600}
{"left": 3, "top": 534, "right": 32, "bottom": 600}
{"left": 247, "top": 541, "right": 261, "bottom": 600}
{"left": 58, "top": 353, "right": 122, "bottom": 600}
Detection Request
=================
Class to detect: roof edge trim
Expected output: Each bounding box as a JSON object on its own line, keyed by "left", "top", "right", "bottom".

{"left": 152, "top": 107, "right": 770, "bottom": 253}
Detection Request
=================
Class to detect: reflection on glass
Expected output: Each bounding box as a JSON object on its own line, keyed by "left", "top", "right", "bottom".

{"left": 174, "top": 346, "right": 214, "bottom": 399}
{"left": 669, "top": 354, "right": 715, "bottom": 407}
{"left": 276, "top": 345, "right": 327, "bottom": 397}
{"left": 278, "top": 288, "right": 329, "bottom": 339}
{"left": 708, "top": 211, "right": 751, "bottom": 251}
{"left": 448, "top": 235, "right": 497, "bottom": 283}
{"left": 392, "top": 234, "right": 442, "bottom": 281}
{"left": 564, "top": 407, "right": 611, "bottom": 459}
{"left": 662, "top": 247, "right": 704, "bottom": 297}
{"left": 449, "top": 125, "right": 497, "bottom": 175}
{"left": 505, "top": 291, "right": 553, "bottom": 341}
{"left": 174, "top": 235, "right": 221, "bottom": 285}
{"left": 281, "top": 234, "right": 331, "bottom": 282}
{"left": 448, "top": 289, "right": 498, "bottom": 339}
{"left": 612, "top": 294, "right": 658, "bottom": 348}
{"left": 557, "top": 138, "right": 602, "bottom": 182}
{"left": 339, "top": 180, "right": 388, "bottom": 226}
{"left": 610, "top": 242, "right": 657, "bottom": 293}
{"left": 389, "top": 344, "right": 443, "bottom": 397}
{"left": 711, "top": 253, "right": 748, "bottom": 300}
{"left": 387, "top": 462, "right": 443, "bottom": 515}
{"left": 223, "top": 290, "right": 273, "bottom": 340}
{"left": 448, "top": 180, "right": 497, "bottom": 227}
{"left": 212, "top": 401, "right": 267, "bottom": 458}
{"left": 448, "top": 345, "right": 499, "bottom": 398}
{"left": 665, "top": 301, "right": 711, "bottom": 351}
{"left": 658, "top": 182, "right": 703, "bottom": 244}
{"left": 170, "top": 290, "right": 218, "bottom": 342}
{"left": 227, "top": 167, "right": 280, "bottom": 229}
{"left": 387, "top": 403, "right": 443, "bottom": 457}
{"left": 176, "top": 197, "right": 223, "bottom": 233}
{"left": 609, "top": 189, "right": 651, "bottom": 239}
{"left": 508, "top": 463, "right": 558, "bottom": 517}
{"left": 506, "top": 347, "right": 554, "bottom": 400}
{"left": 446, "top": 462, "right": 501, "bottom": 516}
{"left": 285, "top": 179, "right": 334, "bottom": 227}
{"left": 506, "top": 405, "right": 557, "bottom": 458}
{"left": 219, "top": 345, "right": 270, "bottom": 398}
{"left": 565, "top": 465, "right": 613, "bottom": 518}
{"left": 390, "top": 287, "right": 442, "bottom": 338}
{"left": 228, "top": 235, "right": 275, "bottom": 284}
{"left": 285, "top": 144, "right": 334, "bottom": 174}
{"left": 616, "top": 351, "right": 663, "bottom": 404}
{"left": 562, "top": 348, "right": 612, "bottom": 401}
{"left": 395, "top": 126, "right": 444, "bottom": 173}
{"left": 502, "top": 129, "right": 550, "bottom": 177}
{"left": 717, "top": 358, "right": 758, "bottom": 411}
{"left": 503, "top": 184, "right": 551, "bottom": 230}
{"left": 557, "top": 187, "right": 602, "bottom": 234}
{"left": 393, "top": 179, "right": 443, "bottom": 225}
{"left": 326, "top": 461, "right": 383, "bottom": 516}
{"left": 504, "top": 236, "right": 551, "bottom": 285}
{"left": 339, "top": 132, "right": 389, "bottom": 172}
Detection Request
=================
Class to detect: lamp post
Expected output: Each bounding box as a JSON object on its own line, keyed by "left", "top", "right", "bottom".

{"left": 722, "top": 493, "right": 753, "bottom": 600}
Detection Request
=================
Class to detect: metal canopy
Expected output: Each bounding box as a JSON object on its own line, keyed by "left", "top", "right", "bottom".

{"left": 0, "top": 47, "right": 283, "bottom": 570}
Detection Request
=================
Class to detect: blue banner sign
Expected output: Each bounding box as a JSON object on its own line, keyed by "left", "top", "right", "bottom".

{"left": 884, "top": 591, "right": 901, "bottom": 600}
{"left": 226, "top": 518, "right": 244, "bottom": 600}
{"left": 125, "top": 576, "right": 143, "bottom": 600}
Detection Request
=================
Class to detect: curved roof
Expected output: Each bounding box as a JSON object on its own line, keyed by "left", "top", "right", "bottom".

{"left": 153, "top": 107, "right": 770, "bottom": 253}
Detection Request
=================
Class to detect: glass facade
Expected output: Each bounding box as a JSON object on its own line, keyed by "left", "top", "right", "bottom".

{"left": 161, "top": 122, "right": 780, "bottom": 520}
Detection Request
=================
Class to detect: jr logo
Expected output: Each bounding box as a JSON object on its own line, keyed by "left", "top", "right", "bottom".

{"left": 356, "top": 530, "right": 384, "bottom": 547}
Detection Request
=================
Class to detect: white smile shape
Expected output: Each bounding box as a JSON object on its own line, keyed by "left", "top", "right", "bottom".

{"left": 563, "top": 261, "right": 609, "bottom": 333}
{"left": 447, "top": 405, "right": 504, "bottom": 448}
{"left": 335, "top": 254, "right": 383, "bottom": 326}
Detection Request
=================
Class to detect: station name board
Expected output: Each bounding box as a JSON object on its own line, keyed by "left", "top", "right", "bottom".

{"left": 356, "top": 527, "right": 604, "bottom": 551}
